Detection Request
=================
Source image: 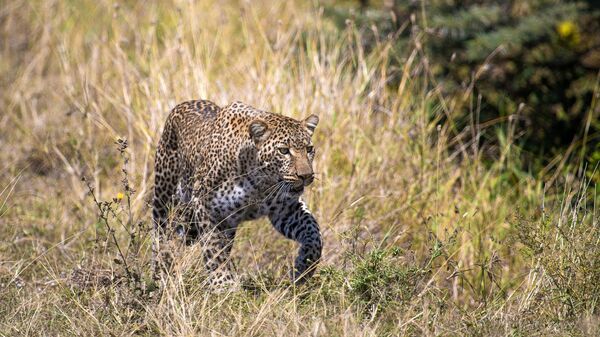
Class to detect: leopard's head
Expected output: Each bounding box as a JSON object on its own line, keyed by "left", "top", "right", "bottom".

{"left": 249, "top": 114, "right": 319, "bottom": 194}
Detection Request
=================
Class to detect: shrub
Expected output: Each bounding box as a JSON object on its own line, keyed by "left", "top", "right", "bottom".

{"left": 325, "top": 0, "right": 600, "bottom": 170}
{"left": 348, "top": 248, "right": 421, "bottom": 310}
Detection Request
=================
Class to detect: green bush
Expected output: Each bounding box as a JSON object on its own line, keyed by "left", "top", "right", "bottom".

{"left": 325, "top": 0, "right": 600, "bottom": 169}
{"left": 318, "top": 247, "right": 426, "bottom": 317}
{"left": 348, "top": 248, "right": 420, "bottom": 309}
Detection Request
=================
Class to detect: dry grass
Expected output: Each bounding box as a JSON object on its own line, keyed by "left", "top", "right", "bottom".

{"left": 0, "top": 0, "right": 598, "bottom": 336}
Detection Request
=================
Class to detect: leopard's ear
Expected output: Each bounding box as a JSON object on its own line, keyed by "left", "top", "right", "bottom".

{"left": 249, "top": 120, "right": 270, "bottom": 144}
{"left": 303, "top": 115, "right": 319, "bottom": 136}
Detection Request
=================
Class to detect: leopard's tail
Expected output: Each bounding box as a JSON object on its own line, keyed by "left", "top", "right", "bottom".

{"left": 152, "top": 115, "right": 183, "bottom": 231}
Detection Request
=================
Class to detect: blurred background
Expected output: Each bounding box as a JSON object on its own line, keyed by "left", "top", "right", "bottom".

{"left": 328, "top": 0, "right": 600, "bottom": 177}
{"left": 0, "top": 0, "right": 599, "bottom": 335}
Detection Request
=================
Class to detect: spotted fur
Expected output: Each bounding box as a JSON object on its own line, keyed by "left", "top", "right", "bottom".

{"left": 152, "top": 100, "right": 321, "bottom": 288}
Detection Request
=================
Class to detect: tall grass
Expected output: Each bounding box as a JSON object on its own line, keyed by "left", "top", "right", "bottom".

{"left": 0, "top": 0, "right": 598, "bottom": 335}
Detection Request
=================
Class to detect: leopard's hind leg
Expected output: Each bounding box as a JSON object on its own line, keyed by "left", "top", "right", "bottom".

{"left": 183, "top": 201, "right": 239, "bottom": 291}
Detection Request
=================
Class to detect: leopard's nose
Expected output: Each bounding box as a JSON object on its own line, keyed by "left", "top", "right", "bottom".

{"left": 299, "top": 173, "right": 314, "bottom": 185}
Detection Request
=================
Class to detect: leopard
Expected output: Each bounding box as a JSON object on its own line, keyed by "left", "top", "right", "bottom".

{"left": 152, "top": 99, "right": 322, "bottom": 288}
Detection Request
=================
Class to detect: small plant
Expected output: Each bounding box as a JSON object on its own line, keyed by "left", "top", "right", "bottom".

{"left": 348, "top": 247, "right": 420, "bottom": 311}
{"left": 80, "top": 138, "right": 151, "bottom": 293}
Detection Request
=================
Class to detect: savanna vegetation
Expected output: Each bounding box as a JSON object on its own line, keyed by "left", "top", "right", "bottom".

{"left": 0, "top": 0, "right": 598, "bottom": 335}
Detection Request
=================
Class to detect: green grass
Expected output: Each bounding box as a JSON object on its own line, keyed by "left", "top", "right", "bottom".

{"left": 0, "top": 0, "right": 598, "bottom": 335}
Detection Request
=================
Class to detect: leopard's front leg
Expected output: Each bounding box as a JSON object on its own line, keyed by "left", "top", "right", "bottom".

{"left": 269, "top": 200, "right": 322, "bottom": 282}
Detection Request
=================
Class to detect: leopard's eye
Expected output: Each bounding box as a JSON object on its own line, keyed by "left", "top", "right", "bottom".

{"left": 307, "top": 146, "right": 314, "bottom": 153}
{"left": 278, "top": 147, "right": 290, "bottom": 155}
